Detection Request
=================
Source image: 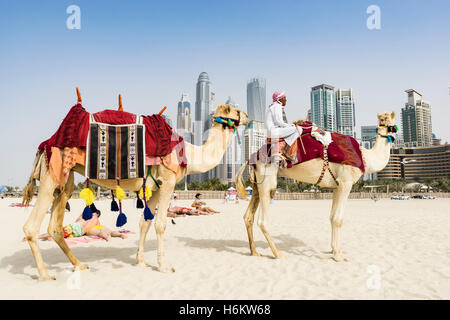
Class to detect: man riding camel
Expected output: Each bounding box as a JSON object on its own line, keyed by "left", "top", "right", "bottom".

{"left": 265, "top": 91, "right": 301, "bottom": 161}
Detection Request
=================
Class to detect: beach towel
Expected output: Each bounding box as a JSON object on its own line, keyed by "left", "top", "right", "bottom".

{"left": 9, "top": 203, "right": 33, "bottom": 207}
{"left": 86, "top": 123, "right": 146, "bottom": 179}
{"left": 64, "top": 230, "right": 135, "bottom": 246}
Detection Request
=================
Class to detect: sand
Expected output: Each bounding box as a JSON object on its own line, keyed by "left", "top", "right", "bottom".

{"left": 0, "top": 196, "right": 449, "bottom": 299}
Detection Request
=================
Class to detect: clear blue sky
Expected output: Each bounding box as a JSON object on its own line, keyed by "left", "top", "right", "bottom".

{"left": 1, "top": 0, "right": 449, "bottom": 186}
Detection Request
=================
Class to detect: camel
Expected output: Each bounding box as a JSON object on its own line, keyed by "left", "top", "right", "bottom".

{"left": 236, "top": 111, "right": 397, "bottom": 262}
{"left": 22, "top": 99, "right": 249, "bottom": 280}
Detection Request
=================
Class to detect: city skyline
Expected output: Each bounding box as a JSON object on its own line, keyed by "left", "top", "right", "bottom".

{"left": 1, "top": 0, "right": 449, "bottom": 186}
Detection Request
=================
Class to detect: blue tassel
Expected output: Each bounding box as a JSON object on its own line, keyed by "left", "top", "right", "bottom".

{"left": 90, "top": 203, "right": 98, "bottom": 213}
{"left": 111, "top": 199, "right": 119, "bottom": 212}
{"left": 387, "top": 136, "right": 393, "bottom": 143}
{"left": 116, "top": 212, "right": 127, "bottom": 227}
{"left": 82, "top": 206, "right": 93, "bottom": 220}
{"left": 144, "top": 206, "right": 154, "bottom": 221}
{"left": 136, "top": 196, "right": 144, "bottom": 209}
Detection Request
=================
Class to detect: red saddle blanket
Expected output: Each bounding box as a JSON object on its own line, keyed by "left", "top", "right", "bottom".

{"left": 250, "top": 122, "right": 365, "bottom": 172}
{"left": 38, "top": 103, "right": 187, "bottom": 167}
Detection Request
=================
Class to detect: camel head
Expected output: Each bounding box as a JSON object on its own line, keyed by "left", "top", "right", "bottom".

{"left": 212, "top": 104, "right": 250, "bottom": 129}
{"left": 377, "top": 111, "right": 398, "bottom": 138}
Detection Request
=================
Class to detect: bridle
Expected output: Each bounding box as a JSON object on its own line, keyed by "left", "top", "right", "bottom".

{"left": 214, "top": 113, "right": 241, "bottom": 133}
{"left": 377, "top": 124, "right": 398, "bottom": 143}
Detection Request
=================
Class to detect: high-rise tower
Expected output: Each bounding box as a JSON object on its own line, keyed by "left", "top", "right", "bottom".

{"left": 335, "top": 88, "right": 356, "bottom": 137}
{"left": 176, "top": 93, "right": 193, "bottom": 144}
{"left": 194, "top": 72, "right": 214, "bottom": 146}
{"left": 247, "top": 78, "right": 266, "bottom": 122}
{"left": 310, "top": 84, "right": 336, "bottom": 132}
{"left": 402, "top": 89, "right": 432, "bottom": 147}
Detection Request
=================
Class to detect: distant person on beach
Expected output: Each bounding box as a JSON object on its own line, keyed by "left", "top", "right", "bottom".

{"left": 167, "top": 201, "right": 211, "bottom": 217}
{"left": 223, "top": 191, "right": 228, "bottom": 203}
{"left": 191, "top": 193, "right": 220, "bottom": 214}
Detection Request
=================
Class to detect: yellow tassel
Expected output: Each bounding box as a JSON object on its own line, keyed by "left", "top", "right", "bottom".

{"left": 115, "top": 186, "right": 126, "bottom": 201}
{"left": 139, "top": 185, "right": 152, "bottom": 200}
{"left": 80, "top": 187, "right": 95, "bottom": 206}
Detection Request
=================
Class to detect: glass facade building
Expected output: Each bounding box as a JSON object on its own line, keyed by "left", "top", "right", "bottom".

{"left": 336, "top": 88, "right": 356, "bottom": 137}
{"left": 247, "top": 78, "right": 266, "bottom": 122}
{"left": 310, "top": 84, "right": 336, "bottom": 132}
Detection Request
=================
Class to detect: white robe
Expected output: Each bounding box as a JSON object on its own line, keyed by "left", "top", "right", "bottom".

{"left": 265, "top": 102, "right": 300, "bottom": 146}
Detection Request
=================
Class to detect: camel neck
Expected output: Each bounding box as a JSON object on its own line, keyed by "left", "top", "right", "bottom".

{"left": 363, "top": 134, "right": 392, "bottom": 174}
{"left": 185, "top": 123, "right": 233, "bottom": 174}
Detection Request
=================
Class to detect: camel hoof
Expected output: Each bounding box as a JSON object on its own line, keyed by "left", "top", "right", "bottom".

{"left": 74, "top": 264, "right": 89, "bottom": 271}
{"left": 136, "top": 261, "right": 149, "bottom": 268}
{"left": 332, "top": 255, "right": 348, "bottom": 262}
{"left": 274, "top": 253, "right": 284, "bottom": 259}
{"left": 250, "top": 251, "right": 261, "bottom": 257}
{"left": 39, "top": 275, "right": 56, "bottom": 281}
{"left": 158, "top": 264, "right": 175, "bottom": 273}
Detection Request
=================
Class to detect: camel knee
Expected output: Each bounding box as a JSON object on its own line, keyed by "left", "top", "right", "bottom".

{"left": 48, "top": 227, "right": 64, "bottom": 240}
{"left": 155, "top": 221, "right": 166, "bottom": 234}
{"left": 23, "top": 225, "right": 36, "bottom": 241}
{"left": 257, "top": 220, "right": 268, "bottom": 233}
{"left": 243, "top": 210, "right": 255, "bottom": 226}
{"left": 23, "top": 222, "right": 41, "bottom": 238}
{"left": 330, "top": 217, "right": 343, "bottom": 228}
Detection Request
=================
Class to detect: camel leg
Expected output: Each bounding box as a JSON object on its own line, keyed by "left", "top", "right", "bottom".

{"left": 256, "top": 167, "right": 282, "bottom": 258}
{"left": 47, "top": 172, "right": 87, "bottom": 271}
{"left": 136, "top": 189, "right": 160, "bottom": 267}
{"left": 154, "top": 169, "right": 176, "bottom": 273}
{"left": 330, "top": 181, "right": 352, "bottom": 262}
{"left": 23, "top": 167, "right": 57, "bottom": 280}
{"left": 243, "top": 185, "right": 260, "bottom": 256}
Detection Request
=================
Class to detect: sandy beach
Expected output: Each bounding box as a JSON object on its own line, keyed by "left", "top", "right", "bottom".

{"left": 0, "top": 196, "right": 449, "bottom": 299}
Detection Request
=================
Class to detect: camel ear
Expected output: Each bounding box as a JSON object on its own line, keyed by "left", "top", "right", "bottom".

{"left": 377, "top": 113, "right": 382, "bottom": 119}
{"left": 391, "top": 111, "right": 396, "bottom": 121}
{"left": 224, "top": 105, "right": 231, "bottom": 114}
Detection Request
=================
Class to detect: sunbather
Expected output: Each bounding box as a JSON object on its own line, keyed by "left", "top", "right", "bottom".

{"left": 167, "top": 201, "right": 211, "bottom": 217}
{"left": 85, "top": 224, "right": 127, "bottom": 241}
{"left": 191, "top": 193, "right": 220, "bottom": 214}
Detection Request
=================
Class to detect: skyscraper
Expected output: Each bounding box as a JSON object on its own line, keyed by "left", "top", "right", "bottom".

{"left": 176, "top": 93, "right": 193, "bottom": 144}
{"left": 310, "top": 84, "right": 336, "bottom": 132}
{"left": 247, "top": 78, "right": 266, "bottom": 122}
{"left": 401, "top": 89, "right": 432, "bottom": 147}
{"left": 192, "top": 72, "right": 216, "bottom": 182}
{"left": 194, "top": 72, "right": 214, "bottom": 146}
{"left": 335, "top": 88, "right": 356, "bottom": 137}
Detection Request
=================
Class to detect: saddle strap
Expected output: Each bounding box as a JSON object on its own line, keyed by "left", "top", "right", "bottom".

{"left": 316, "top": 146, "right": 339, "bottom": 186}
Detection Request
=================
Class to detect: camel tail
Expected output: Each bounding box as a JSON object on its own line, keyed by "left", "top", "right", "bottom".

{"left": 236, "top": 161, "right": 249, "bottom": 199}
{"left": 22, "top": 152, "right": 41, "bottom": 205}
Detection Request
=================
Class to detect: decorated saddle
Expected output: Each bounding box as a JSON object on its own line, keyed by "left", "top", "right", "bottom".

{"left": 38, "top": 103, "right": 187, "bottom": 185}
{"left": 250, "top": 121, "right": 365, "bottom": 173}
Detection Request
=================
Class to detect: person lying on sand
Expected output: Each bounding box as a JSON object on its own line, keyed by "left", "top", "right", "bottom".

{"left": 166, "top": 201, "right": 211, "bottom": 218}
{"left": 24, "top": 210, "right": 126, "bottom": 241}
{"left": 85, "top": 223, "right": 127, "bottom": 241}
{"left": 191, "top": 193, "right": 220, "bottom": 214}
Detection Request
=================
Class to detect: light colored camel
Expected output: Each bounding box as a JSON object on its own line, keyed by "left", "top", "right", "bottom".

{"left": 22, "top": 104, "right": 249, "bottom": 280}
{"left": 236, "top": 112, "right": 396, "bottom": 262}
